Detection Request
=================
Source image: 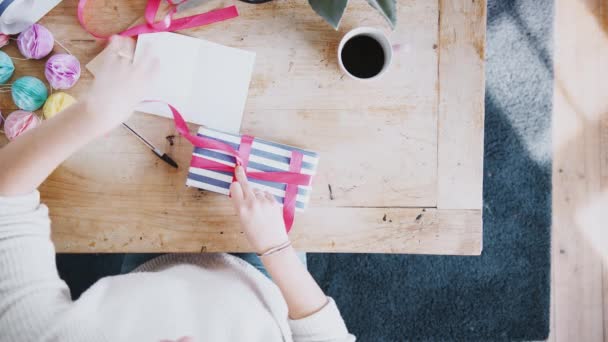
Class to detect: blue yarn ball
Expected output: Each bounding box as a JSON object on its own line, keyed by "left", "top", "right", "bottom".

{"left": 12, "top": 76, "right": 48, "bottom": 111}
{"left": 0, "top": 51, "right": 14, "bottom": 84}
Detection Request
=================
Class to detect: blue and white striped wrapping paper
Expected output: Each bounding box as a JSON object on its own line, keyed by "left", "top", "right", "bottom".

{"left": 186, "top": 127, "right": 319, "bottom": 211}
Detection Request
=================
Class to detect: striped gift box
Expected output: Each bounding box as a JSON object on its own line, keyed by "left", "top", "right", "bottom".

{"left": 186, "top": 127, "right": 319, "bottom": 211}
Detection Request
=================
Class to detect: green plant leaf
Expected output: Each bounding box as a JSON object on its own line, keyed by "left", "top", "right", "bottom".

{"left": 367, "top": 0, "right": 397, "bottom": 29}
{"left": 308, "top": 0, "right": 349, "bottom": 30}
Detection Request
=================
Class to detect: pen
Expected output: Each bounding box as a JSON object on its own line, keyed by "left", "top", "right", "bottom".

{"left": 122, "top": 123, "right": 179, "bottom": 169}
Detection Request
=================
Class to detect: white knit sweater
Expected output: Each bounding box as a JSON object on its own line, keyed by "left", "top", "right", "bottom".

{"left": 0, "top": 191, "right": 355, "bottom": 342}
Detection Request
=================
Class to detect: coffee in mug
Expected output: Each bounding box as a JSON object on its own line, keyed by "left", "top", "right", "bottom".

{"left": 338, "top": 27, "right": 392, "bottom": 80}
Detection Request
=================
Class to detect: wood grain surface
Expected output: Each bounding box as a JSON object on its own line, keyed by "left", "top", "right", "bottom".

{"left": 0, "top": 0, "right": 485, "bottom": 254}
{"left": 549, "top": 0, "right": 608, "bottom": 339}
{"left": 437, "top": 0, "right": 486, "bottom": 210}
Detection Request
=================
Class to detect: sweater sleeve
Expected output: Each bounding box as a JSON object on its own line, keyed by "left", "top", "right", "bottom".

{"left": 0, "top": 191, "right": 75, "bottom": 341}
{"left": 289, "top": 297, "right": 356, "bottom": 342}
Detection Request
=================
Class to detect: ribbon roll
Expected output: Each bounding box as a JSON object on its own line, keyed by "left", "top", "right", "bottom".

{"left": 78, "top": 0, "right": 239, "bottom": 38}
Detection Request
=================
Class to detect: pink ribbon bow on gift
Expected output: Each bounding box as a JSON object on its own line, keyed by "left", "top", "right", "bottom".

{"left": 162, "top": 102, "right": 310, "bottom": 232}
{"left": 77, "top": 0, "right": 238, "bottom": 38}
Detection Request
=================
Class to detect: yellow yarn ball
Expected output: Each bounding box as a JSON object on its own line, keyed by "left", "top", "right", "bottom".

{"left": 43, "top": 92, "right": 76, "bottom": 119}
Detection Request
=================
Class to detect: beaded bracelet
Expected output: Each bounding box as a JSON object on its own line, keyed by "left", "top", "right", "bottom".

{"left": 257, "top": 240, "right": 292, "bottom": 257}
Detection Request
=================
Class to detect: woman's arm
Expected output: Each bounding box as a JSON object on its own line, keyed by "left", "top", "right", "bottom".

{"left": 0, "top": 101, "right": 107, "bottom": 195}
{"left": 0, "top": 36, "right": 155, "bottom": 196}
{"left": 0, "top": 36, "right": 156, "bottom": 342}
{"left": 230, "top": 166, "right": 354, "bottom": 341}
{"left": 261, "top": 246, "right": 327, "bottom": 318}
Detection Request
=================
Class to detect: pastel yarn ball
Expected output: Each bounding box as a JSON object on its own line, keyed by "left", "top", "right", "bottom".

{"left": 3, "top": 110, "right": 41, "bottom": 141}
{"left": 45, "top": 54, "right": 81, "bottom": 90}
{"left": 0, "top": 51, "right": 14, "bottom": 84}
{"left": 43, "top": 92, "right": 76, "bottom": 119}
{"left": 12, "top": 76, "right": 48, "bottom": 111}
{"left": 17, "top": 24, "right": 54, "bottom": 60}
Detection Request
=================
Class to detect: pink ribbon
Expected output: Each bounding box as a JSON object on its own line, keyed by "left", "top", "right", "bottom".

{"left": 161, "top": 101, "right": 309, "bottom": 232}
{"left": 78, "top": 0, "right": 238, "bottom": 38}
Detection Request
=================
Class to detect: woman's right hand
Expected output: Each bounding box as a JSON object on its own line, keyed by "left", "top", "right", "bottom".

{"left": 83, "top": 35, "right": 158, "bottom": 133}
{"left": 229, "top": 166, "right": 289, "bottom": 254}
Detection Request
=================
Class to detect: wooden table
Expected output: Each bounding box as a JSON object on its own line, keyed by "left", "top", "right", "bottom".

{"left": 0, "top": 0, "right": 486, "bottom": 254}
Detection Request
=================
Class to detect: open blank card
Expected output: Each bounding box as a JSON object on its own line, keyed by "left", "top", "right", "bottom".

{"left": 87, "top": 32, "right": 255, "bottom": 133}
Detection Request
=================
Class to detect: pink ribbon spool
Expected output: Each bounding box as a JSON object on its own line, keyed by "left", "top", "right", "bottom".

{"left": 77, "top": 0, "right": 239, "bottom": 39}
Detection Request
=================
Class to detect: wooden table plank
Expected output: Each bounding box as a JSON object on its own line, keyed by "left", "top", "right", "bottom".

{"left": 596, "top": 0, "right": 608, "bottom": 339}
{"left": 234, "top": 1, "right": 440, "bottom": 207}
{"left": 437, "top": 0, "right": 486, "bottom": 210}
{"left": 49, "top": 202, "right": 482, "bottom": 255}
{"left": 552, "top": 0, "right": 606, "bottom": 339}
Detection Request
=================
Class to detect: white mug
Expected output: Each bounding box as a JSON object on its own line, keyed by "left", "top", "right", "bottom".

{"left": 337, "top": 27, "right": 393, "bottom": 81}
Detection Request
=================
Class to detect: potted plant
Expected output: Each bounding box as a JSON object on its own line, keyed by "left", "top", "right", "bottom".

{"left": 308, "top": 0, "right": 396, "bottom": 29}
{"left": 239, "top": 0, "right": 397, "bottom": 30}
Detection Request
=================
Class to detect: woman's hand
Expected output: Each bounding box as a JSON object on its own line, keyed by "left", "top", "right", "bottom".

{"left": 83, "top": 35, "right": 157, "bottom": 132}
{"left": 229, "top": 166, "right": 289, "bottom": 253}
{"left": 230, "top": 165, "right": 330, "bottom": 319}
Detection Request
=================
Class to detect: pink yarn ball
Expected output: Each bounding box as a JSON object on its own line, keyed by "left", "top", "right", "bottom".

{"left": 45, "top": 54, "right": 81, "bottom": 89}
{"left": 17, "top": 24, "right": 54, "bottom": 59}
{"left": 4, "top": 110, "right": 41, "bottom": 141}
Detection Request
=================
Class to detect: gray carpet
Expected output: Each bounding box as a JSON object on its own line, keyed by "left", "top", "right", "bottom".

{"left": 307, "top": 0, "right": 554, "bottom": 340}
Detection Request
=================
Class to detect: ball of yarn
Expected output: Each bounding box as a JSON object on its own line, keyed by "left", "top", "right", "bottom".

{"left": 17, "top": 24, "right": 54, "bottom": 60}
{"left": 0, "top": 51, "right": 14, "bottom": 84}
{"left": 43, "top": 92, "right": 76, "bottom": 119}
{"left": 12, "top": 76, "right": 48, "bottom": 111}
{"left": 3, "top": 110, "right": 41, "bottom": 141}
{"left": 45, "top": 54, "right": 81, "bottom": 90}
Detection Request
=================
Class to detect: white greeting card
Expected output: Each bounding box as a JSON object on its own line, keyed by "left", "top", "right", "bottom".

{"left": 88, "top": 32, "right": 255, "bottom": 133}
